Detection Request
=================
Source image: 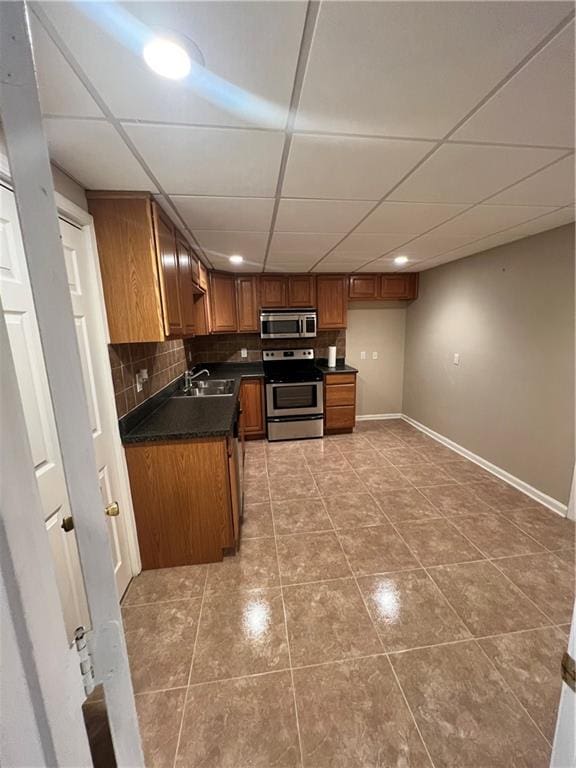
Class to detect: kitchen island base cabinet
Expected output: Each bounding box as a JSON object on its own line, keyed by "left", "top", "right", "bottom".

{"left": 324, "top": 372, "right": 357, "bottom": 434}
{"left": 125, "top": 437, "right": 238, "bottom": 569}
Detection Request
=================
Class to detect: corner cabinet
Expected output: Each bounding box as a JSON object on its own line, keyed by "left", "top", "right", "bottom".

{"left": 317, "top": 275, "right": 348, "bottom": 329}
{"left": 87, "top": 192, "right": 203, "bottom": 343}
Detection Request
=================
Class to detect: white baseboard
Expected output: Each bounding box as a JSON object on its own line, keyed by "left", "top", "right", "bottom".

{"left": 356, "top": 413, "right": 403, "bottom": 421}
{"left": 400, "top": 415, "right": 568, "bottom": 517}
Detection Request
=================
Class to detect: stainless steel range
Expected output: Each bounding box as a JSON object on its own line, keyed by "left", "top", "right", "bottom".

{"left": 263, "top": 349, "right": 324, "bottom": 441}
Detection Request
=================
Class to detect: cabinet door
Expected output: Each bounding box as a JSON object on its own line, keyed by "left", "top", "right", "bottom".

{"left": 287, "top": 275, "right": 316, "bottom": 307}
{"left": 198, "top": 261, "right": 209, "bottom": 292}
{"left": 236, "top": 276, "right": 259, "bottom": 332}
{"left": 176, "top": 237, "right": 196, "bottom": 336}
{"left": 154, "top": 206, "right": 183, "bottom": 336}
{"left": 380, "top": 274, "right": 419, "bottom": 299}
{"left": 209, "top": 273, "right": 238, "bottom": 333}
{"left": 239, "top": 378, "right": 265, "bottom": 437}
{"left": 317, "top": 276, "right": 348, "bottom": 329}
{"left": 260, "top": 276, "right": 287, "bottom": 308}
{"left": 349, "top": 275, "right": 379, "bottom": 300}
{"left": 193, "top": 293, "right": 211, "bottom": 335}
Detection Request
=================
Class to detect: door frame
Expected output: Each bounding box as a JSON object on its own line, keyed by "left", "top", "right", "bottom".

{"left": 0, "top": 148, "right": 142, "bottom": 587}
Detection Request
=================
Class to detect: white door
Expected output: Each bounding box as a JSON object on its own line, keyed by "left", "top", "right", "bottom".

{"left": 0, "top": 184, "right": 133, "bottom": 638}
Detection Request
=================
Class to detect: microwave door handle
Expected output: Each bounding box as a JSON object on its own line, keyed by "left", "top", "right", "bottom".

{"left": 299, "top": 317, "right": 304, "bottom": 336}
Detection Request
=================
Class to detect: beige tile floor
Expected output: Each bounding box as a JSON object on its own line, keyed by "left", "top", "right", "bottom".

{"left": 110, "top": 420, "right": 575, "bottom": 767}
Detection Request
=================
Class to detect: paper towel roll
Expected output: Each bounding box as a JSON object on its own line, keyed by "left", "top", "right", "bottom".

{"left": 328, "top": 346, "right": 337, "bottom": 368}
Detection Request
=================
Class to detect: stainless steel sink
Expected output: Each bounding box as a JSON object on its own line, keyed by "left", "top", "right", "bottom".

{"left": 172, "top": 379, "right": 236, "bottom": 398}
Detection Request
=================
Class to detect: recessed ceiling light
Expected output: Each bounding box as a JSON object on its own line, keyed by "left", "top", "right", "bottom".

{"left": 143, "top": 37, "right": 191, "bottom": 80}
{"left": 394, "top": 255, "right": 409, "bottom": 265}
{"left": 229, "top": 255, "right": 244, "bottom": 264}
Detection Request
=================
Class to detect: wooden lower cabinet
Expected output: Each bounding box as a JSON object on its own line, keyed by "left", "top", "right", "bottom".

{"left": 239, "top": 377, "right": 265, "bottom": 439}
{"left": 324, "top": 372, "right": 357, "bottom": 433}
{"left": 124, "top": 437, "right": 238, "bottom": 568}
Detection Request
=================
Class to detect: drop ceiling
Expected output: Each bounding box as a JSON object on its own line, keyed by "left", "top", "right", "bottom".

{"left": 31, "top": 1, "right": 575, "bottom": 273}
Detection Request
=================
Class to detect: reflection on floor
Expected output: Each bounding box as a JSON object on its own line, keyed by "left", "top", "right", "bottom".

{"left": 108, "top": 420, "right": 576, "bottom": 766}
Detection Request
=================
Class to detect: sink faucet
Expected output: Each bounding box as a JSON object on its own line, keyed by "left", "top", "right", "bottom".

{"left": 183, "top": 367, "right": 210, "bottom": 391}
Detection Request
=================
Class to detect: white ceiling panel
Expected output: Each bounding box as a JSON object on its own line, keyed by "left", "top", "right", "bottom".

{"left": 390, "top": 144, "right": 566, "bottom": 203}
{"left": 487, "top": 155, "right": 575, "bottom": 206}
{"left": 295, "top": 2, "right": 572, "bottom": 137}
{"left": 43, "top": 118, "right": 155, "bottom": 190}
{"left": 332, "top": 233, "right": 415, "bottom": 258}
{"left": 171, "top": 196, "right": 274, "bottom": 231}
{"left": 275, "top": 199, "right": 375, "bottom": 233}
{"left": 39, "top": 1, "right": 307, "bottom": 129}
{"left": 354, "top": 257, "right": 404, "bottom": 273}
{"left": 356, "top": 202, "right": 468, "bottom": 234}
{"left": 194, "top": 231, "right": 267, "bottom": 268}
{"left": 124, "top": 124, "right": 284, "bottom": 196}
{"left": 453, "top": 23, "right": 575, "bottom": 148}
{"left": 30, "top": 16, "right": 102, "bottom": 118}
{"left": 282, "top": 134, "right": 433, "bottom": 200}
{"left": 431, "top": 204, "right": 557, "bottom": 239}
{"left": 385, "top": 232, "right": 480, "bottom": 261}
{"left": 269, "top": 232, "right": 342, "bottom": 257}
{"left": 265, "top": 256, "right": 318, "bottom": 273}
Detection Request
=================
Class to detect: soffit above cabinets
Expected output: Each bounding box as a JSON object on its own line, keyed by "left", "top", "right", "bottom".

{"left": 32, "top": 1, "right": 575, "bottom": 274}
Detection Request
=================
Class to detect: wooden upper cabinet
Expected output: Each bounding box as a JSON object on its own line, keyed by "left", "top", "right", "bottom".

{"left": 197, "top": 261, "right": 209, "bottom": 292}
{"left": 260, "top": 275, "right": 287, "bottom": 308}
{"left": 236, "top": 276, "right": 259, "bottom": 332}
{"left": 176, "top": 236, "right": 197, "bottom": 336}
{"left": 153, "top": 205, "right": 183, "bottom": 336}
{"left": 349, "top": 275, "right": 379, "bottom": 300}
{"left": 288, "top": 275, "right": 316, "bottom": 307}
{"left": 380, "top": 273, "right": 419, "bottom": 300}
{"left": 209, "top": 272, "right": 238, "bottom": 333}
{"left": 317, "top": 275, "right": 348, "bottom": 329}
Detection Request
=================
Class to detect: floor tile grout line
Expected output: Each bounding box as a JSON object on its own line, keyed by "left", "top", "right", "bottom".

{"left": 171, "top": 566, "right": 209, "bottom": 768}
{"left": 487, "top": 558, "right": 561, "bottom": 627}
{"left": 385, "top": 655, "right": 439, "bottom": 768}
{"left": 472, "top": 637, "right": 555, "bottom": 748}
{"left": 266, "top": 450, "right": 307, "bottom": 768}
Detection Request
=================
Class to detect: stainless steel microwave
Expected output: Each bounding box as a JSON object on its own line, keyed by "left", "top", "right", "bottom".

{"left": 260, "top": 310, "right": 317, "bottom": 339}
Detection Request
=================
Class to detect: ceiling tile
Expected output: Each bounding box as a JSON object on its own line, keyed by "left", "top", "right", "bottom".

{"left": 332, "top": 233, "right": 414, "bottom": 258}
{"left": 43, "top": 118, "right": 155, "bottom": 190}
{"left": 269, "top": 232, "right": 342, "bottom": 258}
{"left": 389, "top": 144, "right": 565, "bottom": 203}
{"left": 171, "top": 196, "right": 274, "bottom": 231}
{"left": 452, "top": 23, "right": 575, "bottom": 148}
{"left": 295, "top": 2, "right": 572, "bottom": 137}
{"left": 124, "top": 124, "right": 284, "bottom": 196}
{"left": 487, "top": 155, "right": 575, "bottom": 206}
{"left": 265, "top": 256, "right": 317, "bottom": 273}
{"left": 282, "top": 134, "right": 433, "bottom": 200}
{"left": 386, "top": 232, "right": 479, "bottom": 261}
{"left": 431, "top": 204, "right": 557, "bottom": 238}
{"left": 194, "top": 231, "right": 267, "bottom": 268}
{"left": 39, "top": 1, "right": 307, "bottom": 129}
{"left": 31, "top": 16, "right": 103, "bottom": 118}
{"left": 354, "top": 258, "right": 405, "bottom": 273}
{"left": 355, "top": 201, "right": 468, "bottom": 234}
{"left": 275, "top": 199, "right": 375, "bottom": 232}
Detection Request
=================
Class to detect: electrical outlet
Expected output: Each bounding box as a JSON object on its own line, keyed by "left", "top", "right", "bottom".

{"left": 140, "top": 368, "right": 148, "bottom": 381}
{"left": 453, "top": 353, "right": 460, "bottom": 366}
{"left": 135, "top": 373, "right": 144, "bottom": 392}
{"left": 241, "top": 348, "right": 248, "bottom": 358}
{"left": 372, "top": 351, "right": 378, "bottom": 360}
{"left": 360, "top": 351, "right": 366, "bottom": 360}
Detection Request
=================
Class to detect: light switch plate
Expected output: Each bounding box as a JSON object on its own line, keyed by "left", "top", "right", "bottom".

{"left": 360, "top": 351, "right": 366, "bottom": 360}
{"left": 453, "top": 353, "right": 460, "bottom": 366}
{"left": 372, "top": 351, "right": 378, "bottom": 360}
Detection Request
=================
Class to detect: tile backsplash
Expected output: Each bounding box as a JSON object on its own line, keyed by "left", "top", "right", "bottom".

{"left": 109, "top": 331, "right": 346, "bottom": 418}
{"left": 109, "top": 340, "right": 187, "bottom": 418}
{"left": 186, "top": 331, "right": 346, "bottom": 365}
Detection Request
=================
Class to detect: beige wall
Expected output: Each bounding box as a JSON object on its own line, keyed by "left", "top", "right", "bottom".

{"left": 403, "top": 224, "right": 575, "bottom": 504}
{"left": 347, "top": 302, "right": 406, "bottom": 416}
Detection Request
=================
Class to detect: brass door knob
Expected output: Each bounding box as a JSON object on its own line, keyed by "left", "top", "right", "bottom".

{"left": 105, "top": 501, "right": 120, "bottom": 517}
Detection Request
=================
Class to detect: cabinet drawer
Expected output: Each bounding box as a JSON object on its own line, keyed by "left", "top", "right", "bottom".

{"left": 325, "top": 406, "right": 356, "bottom": 431}
{"left": 325, "top": 372, "right": 356, "bottom": 386}
{"left": 325, "top": 383, "right": 356, "bottom": 407}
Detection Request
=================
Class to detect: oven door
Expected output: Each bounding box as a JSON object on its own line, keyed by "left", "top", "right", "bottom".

{"left": 260, "top": 313, "right": 303, "bottom": 339}
{"left": 266, "top": 381, "right": 324, "bottom": 418}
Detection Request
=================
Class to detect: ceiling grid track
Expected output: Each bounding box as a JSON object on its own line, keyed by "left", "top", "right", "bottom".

{"left": 260, "top": 0, "right": 320, "bottom": 273}
{"left": 308, "top": 7, "right": 576, "bottom": 273}
{"left": 30, "top": 2, "right": 215, "bottom": 269}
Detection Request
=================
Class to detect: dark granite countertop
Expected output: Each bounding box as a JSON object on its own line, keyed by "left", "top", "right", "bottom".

{"left": 119, "top": 363, "right": 263, "bottom": 444}
{"left": 316, "top": 358, "right": 359, "bottom": 374}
